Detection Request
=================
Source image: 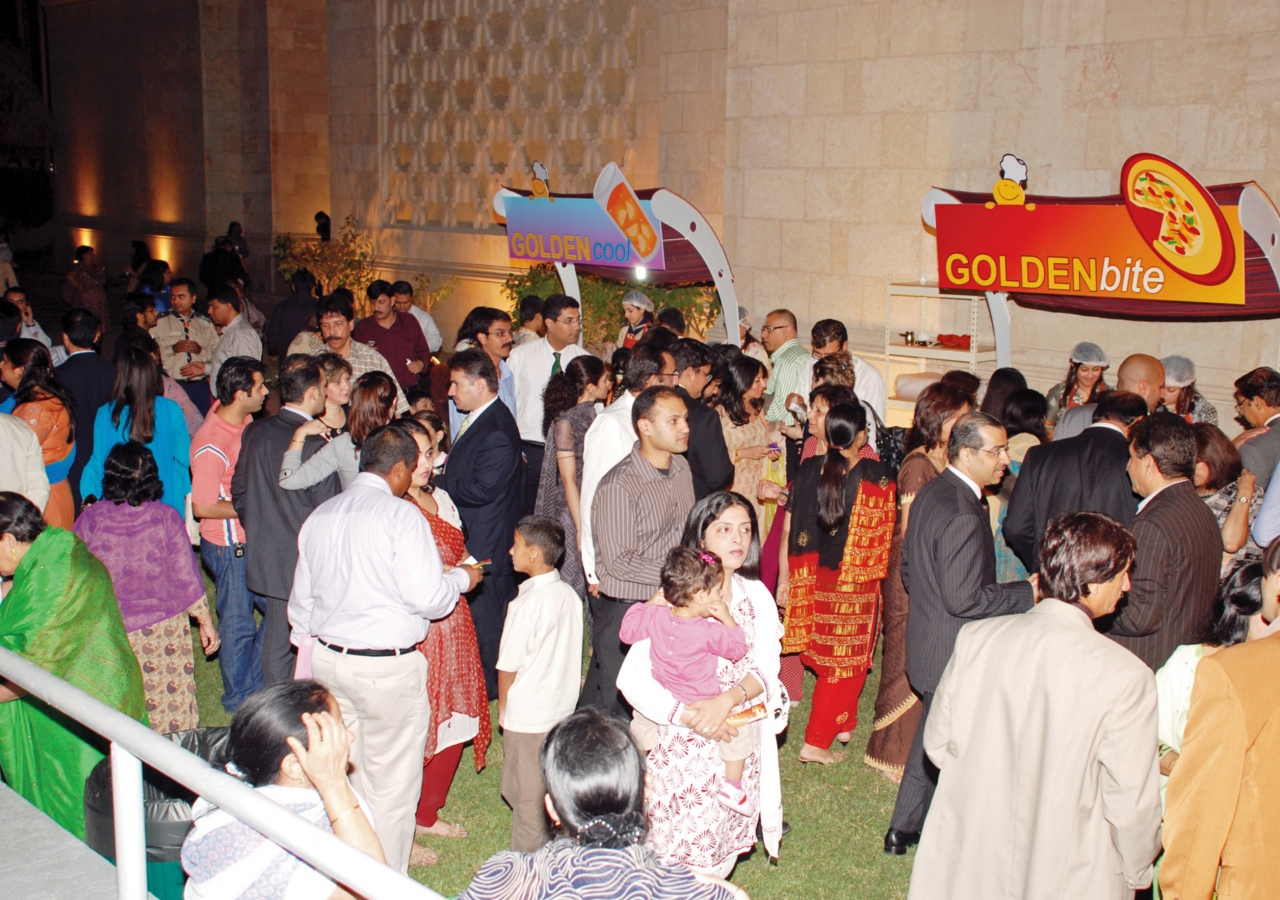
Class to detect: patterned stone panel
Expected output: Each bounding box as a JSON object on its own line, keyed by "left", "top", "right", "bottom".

{"left": 381, "top": 0, "right": 641, "bottom": 230}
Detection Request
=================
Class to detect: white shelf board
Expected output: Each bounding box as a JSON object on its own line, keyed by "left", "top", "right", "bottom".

{"left": 887, "top": 343, "right": 998, "bottom": 363}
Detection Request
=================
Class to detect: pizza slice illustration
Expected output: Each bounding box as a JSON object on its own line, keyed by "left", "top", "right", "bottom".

{"left": 1121, "top": 153, "right": 1234, "bottom": 285}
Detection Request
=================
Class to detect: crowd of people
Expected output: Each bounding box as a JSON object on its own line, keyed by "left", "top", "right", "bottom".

{"left": 0, "top": 263, "right": 1277, "bottom": 900}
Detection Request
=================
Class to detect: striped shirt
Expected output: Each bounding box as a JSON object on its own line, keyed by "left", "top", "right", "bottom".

{"left": 763, "top": 338, "right": 808, "bottom": 422}
{"left": 591, "top": 446, "right": 694, "bottom": 601}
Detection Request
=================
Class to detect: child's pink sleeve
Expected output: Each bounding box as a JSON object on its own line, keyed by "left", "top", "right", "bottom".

{"left": 708, "top": 623, "right": 749, "bottom": 662}
{"left": 618, "top": 602, "right": 650, "bottom": 645}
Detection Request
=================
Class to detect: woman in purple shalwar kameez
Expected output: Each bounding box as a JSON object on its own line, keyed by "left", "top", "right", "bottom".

{"left": 74, "top": 442, "right": 216, "bottom": 734}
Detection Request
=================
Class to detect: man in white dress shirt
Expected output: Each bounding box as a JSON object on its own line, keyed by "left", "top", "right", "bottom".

{"left": 507, "top": 293, "right": 589, "bottom": 515}
{"left": 790, "top": 318, "right": 887, "bottom": 423}
{"left": 289, "top": 423, "right": 482, "bottom": 872}
{"left": 578, "top": 344, "right": 676, "bottom": 596}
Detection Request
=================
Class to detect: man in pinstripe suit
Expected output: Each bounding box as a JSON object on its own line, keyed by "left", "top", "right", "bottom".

{"left": 884, "top": 411, "right": 1037, "bottom": 855}
{"left": 1097, "top": 411, "right": 1222, "bottom": 670}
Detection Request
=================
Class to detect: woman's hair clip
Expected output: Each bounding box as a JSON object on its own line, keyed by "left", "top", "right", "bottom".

{"left": 699, "top": 552, "right": 717, "bottom": 565}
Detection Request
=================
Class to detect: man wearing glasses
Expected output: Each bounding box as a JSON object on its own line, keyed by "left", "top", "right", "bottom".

{"left": 884, "top": 411, "right": 1037, "bottom": 856}
{"left": 509, "top": 294, "right": 589, "bottom": 514}
{"left": 759, "top": 309, "right": 809, "bottom": 423}
{"left": 448, "top": 306, "right": 518, "bottom": 438}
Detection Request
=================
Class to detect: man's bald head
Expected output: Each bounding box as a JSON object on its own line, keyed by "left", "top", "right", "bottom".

{"left": 1115, "top": 354, "right": 1165, "bottom": 412}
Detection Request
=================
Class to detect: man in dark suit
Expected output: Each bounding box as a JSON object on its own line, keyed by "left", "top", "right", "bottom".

{"left": 671, "top": 338, "right": 733, "bottom": 499}
{"left": 1003, "top": 391, "right": 1148, "bottom": 572}
{"left": 1233, "top": 367, "right": 1280, "bottom": 491}
{"left": 1097, "top": 412, "right": 1222, "bottom": 670}
{"left": 438, "top": 348, "right": 524, "bottom": 699}
{"left": 231, "top": 354, "right": 340, "bottom": 686}
{"left": 885, "top": 411, "right": 1037, "bottom": 855}
{"left": 55, "top": 308, "right": 115, "bottom": 510}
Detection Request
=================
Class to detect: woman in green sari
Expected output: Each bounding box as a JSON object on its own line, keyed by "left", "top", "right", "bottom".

{"left": 0, "top": 492, "right": 146, "bottom": 839}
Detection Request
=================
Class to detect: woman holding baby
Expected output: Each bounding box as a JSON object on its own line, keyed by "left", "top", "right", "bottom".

{"left": 617, "top": 490, "right": 787, "bottom": 878}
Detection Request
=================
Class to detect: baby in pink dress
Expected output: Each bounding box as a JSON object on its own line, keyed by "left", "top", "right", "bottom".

{"left": 620, "top": 547, "right": 753, "bottom": 813}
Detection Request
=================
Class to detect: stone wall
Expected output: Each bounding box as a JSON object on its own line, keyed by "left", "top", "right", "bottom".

{"left": 718, "top": 0, "right": 1280, "bottom": 424}
{"left": 46, "top": 0, "right": 210, "bottom": 276}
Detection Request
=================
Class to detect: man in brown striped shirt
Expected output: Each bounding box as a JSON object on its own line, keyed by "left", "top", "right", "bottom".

{"left": 579, "top": 386, "right": 695, "bottom": 718}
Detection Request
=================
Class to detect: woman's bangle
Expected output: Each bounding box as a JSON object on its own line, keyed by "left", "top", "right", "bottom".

{"left": 736, "top": 683, "right": 748, "bottom": 703}
{"left": 329, "top": 802, "right": 360, "bottom": 826}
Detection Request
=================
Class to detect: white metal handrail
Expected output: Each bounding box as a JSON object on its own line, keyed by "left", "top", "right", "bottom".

{"left": 0, "top": 647, "right": 446, "bottom": 900}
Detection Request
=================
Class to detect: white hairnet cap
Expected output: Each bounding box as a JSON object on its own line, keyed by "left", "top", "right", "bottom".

{"left": 621, "top": 290, "right": 653, "bottom": 312}
{"left": 1069, "top": 342, "right": 1109, "bottom": 367}
{"left": 1162, "top": 355, "right": 1196, "bottom": 388}
{"left": 738, "top": 306, "right": 752, "bottom": 329}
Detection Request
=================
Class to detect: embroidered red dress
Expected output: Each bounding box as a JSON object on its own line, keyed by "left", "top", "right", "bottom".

{"left": 782, "top": 456, "right": 895, "bottom": 748}
{"left": 411, "top": 498, "right": 491, "bottom": 828}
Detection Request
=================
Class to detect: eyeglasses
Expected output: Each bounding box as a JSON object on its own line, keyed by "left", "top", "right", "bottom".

{"left": 976, "top": 445, "right": 1009, "bottom": 457}
{"left": 486, "top": 328, "right": 512, "bottom": 339}
{"left": 554, "top": 316, "right": 581, "bottom": 326}
{"left": 1234, "top": 396, "right": 1248, "bottom": 411}
{"left": 760, "top": 325, "right": 792, "bottom": 334}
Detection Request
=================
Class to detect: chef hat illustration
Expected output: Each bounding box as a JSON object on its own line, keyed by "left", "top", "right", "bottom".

{"left": 1000, "top": 153, "right": 1028, "bottom": 188}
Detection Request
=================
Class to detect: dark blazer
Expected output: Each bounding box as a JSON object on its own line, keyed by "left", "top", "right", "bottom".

{"left": 231, "top": 407, "right": 339, "bottom": 600}
{"left": 1097, "top": 479, "right": 1222, "bottom": 670}
{"left": 903, "top": 467, "right": 1035, "bottom": 694}
{"left": 438, "top": 398, "right": 524, "bottom": 575}
{"left": 1003, "top": 424, "right": 1140, "bottom": 572}
{"left": 676, "top": 386, "right": 734, "bottom": 500}
{"left": 55, "top": 349, "right": 117, "bottom": 507}
{"left": 1238, "top": 422, "right": 1280, "bottom": 491}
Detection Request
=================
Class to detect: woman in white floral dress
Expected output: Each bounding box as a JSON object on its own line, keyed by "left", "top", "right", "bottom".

{"left": 618, "top": 491, "right": 787, "bottom": 878}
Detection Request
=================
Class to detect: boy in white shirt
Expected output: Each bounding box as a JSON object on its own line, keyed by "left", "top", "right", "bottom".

{"left": 496, "top": 515, "right": 584, "bottom": 851}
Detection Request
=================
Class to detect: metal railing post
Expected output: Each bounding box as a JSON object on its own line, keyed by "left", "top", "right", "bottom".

{"left": 111, "top": 742, "right": 148, "bottom": 900}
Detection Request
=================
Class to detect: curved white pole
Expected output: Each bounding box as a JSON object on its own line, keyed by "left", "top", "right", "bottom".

{"left": 649, "top": 189, "right": 740, "bottom": 347}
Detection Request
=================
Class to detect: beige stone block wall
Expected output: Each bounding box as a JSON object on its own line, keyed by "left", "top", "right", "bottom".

{"left": 722, "top": 0, "right": 1280, "bottom": 428}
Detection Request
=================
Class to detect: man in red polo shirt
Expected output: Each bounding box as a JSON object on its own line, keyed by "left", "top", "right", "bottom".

{"left": 352, "top": 279, "right": 431, "bottom": 391}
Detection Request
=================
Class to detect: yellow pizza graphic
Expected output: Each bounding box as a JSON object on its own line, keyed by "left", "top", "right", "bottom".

{"left": 1121, "top": 154, "right": 1234, "bottom": 285}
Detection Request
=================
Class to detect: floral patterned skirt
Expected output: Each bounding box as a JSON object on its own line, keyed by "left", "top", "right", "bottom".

{"left": 128, "top": 610, "right": 199, "bottom": 735}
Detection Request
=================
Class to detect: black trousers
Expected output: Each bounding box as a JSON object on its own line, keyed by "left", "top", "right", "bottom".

{"left": 521, "top": 440, "right": 545, "bottom": 518}
{"left": 577, "top": 592, "right": 637, "bottom": 720}
{"left": 467, "top": 570, "right": 517, "bottom": 700}
{"left": 261, "top": 595, "right": 297, "bottom": 687}
{"left": 888, "top": 689, "right": 937, "bottom": 833}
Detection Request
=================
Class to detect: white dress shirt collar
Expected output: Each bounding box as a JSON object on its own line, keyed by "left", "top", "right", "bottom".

{"left": 1267, "top": 413, "right": 1280, "bottom": 427}
{"left": 1136, "top": 478, "right": 1188, "bottom": 513}
{"left": 518, "top": 569, "right": 563, "bottom": 595}
{"left": 350, "top": 471, "right": 392, "bottom": 494}
{"left": 946, "top": 464, "right": 983, "bottom": 500}
{"left": 1088, "top": 422, "right": 1127, "bottom": 437}
{"left": 462, "top": 396, "right": 498, "bottom": 425}
{"left": 282, "top": 404, "right": 314, "bottom": 421}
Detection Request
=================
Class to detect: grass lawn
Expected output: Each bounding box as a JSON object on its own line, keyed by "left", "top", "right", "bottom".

{"left": 192, "top": 586, "right": 914, "bottom": 900}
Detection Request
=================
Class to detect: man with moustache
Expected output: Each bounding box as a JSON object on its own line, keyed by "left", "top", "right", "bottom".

{"left": 448, "top": 306, "right": 517, "bottom": 438}
{"left": 884, "top": 411, "right": 1038, "bottom": 855}
{"left": 314, "top": 292, "right": 408, "bottom": 414}
{"left": 579, "top": 385, "right": 695, "bottom": 719}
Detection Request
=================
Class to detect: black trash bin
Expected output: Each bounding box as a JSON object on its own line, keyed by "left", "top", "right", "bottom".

{"left": 84, "top": 727, "right": 230, "bottom": 900}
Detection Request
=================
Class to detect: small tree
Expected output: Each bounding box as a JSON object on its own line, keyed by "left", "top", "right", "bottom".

{"left": 274, "top": 215, "right": 377, "bottom": 315}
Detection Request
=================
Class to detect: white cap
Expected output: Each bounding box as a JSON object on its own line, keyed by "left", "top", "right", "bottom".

{"left": 621, "top": 290, "right": 653, "bottom": 312}
{"left": 737, "top": 306, "right": 753, "bottom": 330}
{"left": 1162, "top": 355, "right": 1196, "bottom": 388}
{"left": 1069, "top": 342, "right": 1109, "bottom": 367}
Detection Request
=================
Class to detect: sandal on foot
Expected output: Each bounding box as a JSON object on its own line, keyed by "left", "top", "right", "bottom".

{"left": 409, "top": 843, "right": 439, "bottom": 866}
{"left": 415, "top": 820, "right": 468, "bottom": 838}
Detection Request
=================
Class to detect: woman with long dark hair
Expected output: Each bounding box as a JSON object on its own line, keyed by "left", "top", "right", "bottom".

{"left": 534, "top": 355, "right": 611, "bottom": 597}
{"left": 0, "top": 492, "right": 146, "bottom": 840}
{"left": 863, "top": 381, "right": 972, "bottom": 782}
{"left": 777, "top": 402, "right": 896, "bottom": 764}
{"left": 278, "top": 370, "right": 397, "bottom": 490}
{"left": 1045, "top": 342, "right": 1109, "bottom": 428}
{"left": 460, "top": 708, "right": 743, "bottom": 899}
{"left": 80, "top": 346, "right": 190, "bottom": 513}
{"left": 1160, "top": 355, "right": 1218, "bottom": 425}
{"left": 978, "top": 367, "right": 1027, "bottom": 420}
{"left": 74, "top": 442, "right": 216, "bottom": 734}
{"left": 617, "top": 491, "right": 787, "bottom": 877}
{"left": 711, "top": 354, "right": 780, "bottom": 526}
{"left": 1, "top": 338, "right": 77, "bottom": 527}
{"left": 993, "top": 388, "right": 1048, "bottom": 583}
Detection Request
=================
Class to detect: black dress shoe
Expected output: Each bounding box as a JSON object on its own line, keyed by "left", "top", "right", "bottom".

{"left": 883, "top": 828, "right": 920, "bottom": 855}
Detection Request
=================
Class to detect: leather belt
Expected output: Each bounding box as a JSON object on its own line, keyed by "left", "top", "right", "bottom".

{"left": 318, "top": 639, "right": 418, "bottom": 657}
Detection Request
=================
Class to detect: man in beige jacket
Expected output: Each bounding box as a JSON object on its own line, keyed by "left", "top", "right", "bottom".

{"left": 0, "top": 412, "right": 48, "bottom": 512}
{"left": 909, "top": 512, "right": 1162, "bottom": 900}
{"left": 1159, "top": 538, "right": 1280, "bottom": 899}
